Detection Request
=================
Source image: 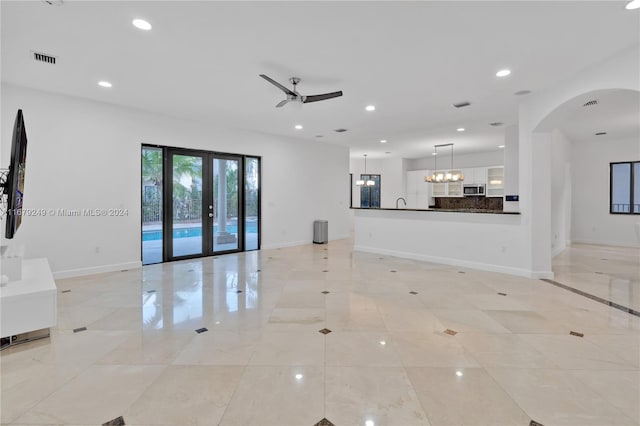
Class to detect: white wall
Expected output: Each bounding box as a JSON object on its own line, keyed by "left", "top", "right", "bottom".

{"left": 349, "top": 156, "right": 406, "bottom": 209}
{"left": 520, "top": 45, "right": 639, "bottom": 275}
{"left": 571, "top": 136, "right": 639, "bottom": 247}
{"left": 408, "top": 150, "right": 504, "bottom": 171}
{"left": 1, "top": 84, "right": 351, "bottom": 277}
{"left": 354, "top": 209, "right": 528, "bottom": 277}
{"left": 550, "top": 129, "right": 572, "bottom": 256}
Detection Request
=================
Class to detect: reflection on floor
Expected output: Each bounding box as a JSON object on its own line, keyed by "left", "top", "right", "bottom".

{"left": 553, "top": 243, "right": 640, "bottom": 311}
{"left": 142, "top": 232, "right": 259, "bottom": 265}
{"left": 2, "top": 240, "right": 639, "bottom": 425}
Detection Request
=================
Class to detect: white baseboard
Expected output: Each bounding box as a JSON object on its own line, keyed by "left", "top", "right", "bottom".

{"left": 551, "top": 244, "right": 566, "bottom": 258}
{"left": 260, "top": 239, "right": 310, "bottom": 250}
{"left": 570, "top": 238, "right": 640, "bottom": 248}
{"left": 261, "top": 234, "right": 351, "bottom": 250}
{"left": 354, "top": 245, "right": 552, "bottom": 279}
{"left": 54, "top": 261, "right": 142, "bottom": 279}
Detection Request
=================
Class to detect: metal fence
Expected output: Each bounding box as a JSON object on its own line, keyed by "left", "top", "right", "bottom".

{"left": 611, "top": 203, "right": 640, "bottom": 213}
{"left": 142, "top": 186, "right": 204, "bottom": 224}
{"left": 173, "top": 196, "right": 203, "bottom": 222}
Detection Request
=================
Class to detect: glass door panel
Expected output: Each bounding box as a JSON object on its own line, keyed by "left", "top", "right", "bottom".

{"left": 171, "top": 154, "right": 203, "bottom": 257}
{"left": 146, "top": 146, "right": 259, "bottom": 263}
{"left": 142, "top": 147, "right": 163, "bottom": 265}
{"left": 213, "top": 157, "right": 240, "bottom": 253}
{"left": 245, "top": 157, "right": 259, "bottom": 251}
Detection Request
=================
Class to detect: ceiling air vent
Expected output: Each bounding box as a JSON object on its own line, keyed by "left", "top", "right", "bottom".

{"left": 42, "top": 0, "right": 64, "bottom": 5}
{"left": 595, "top": 132, "right": 607, "bottom": 136}
{"left": 453, "top": 101, "right": 471, "bottom": 109}
{"left": 334, "top": 128, "right": 348, "bottom": 133}
{"left": 489, "top": 122, "right": 504, "bottom": 127}
{"left": 33, "top": 51, "right": 56, "bottom": 65}
{"left": 583, "top": 100, "right": 598, "bottom": 107}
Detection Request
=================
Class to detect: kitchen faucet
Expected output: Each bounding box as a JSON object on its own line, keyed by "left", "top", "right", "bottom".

{"left": 396, "top": 197, "right": 407, "bottom": 209}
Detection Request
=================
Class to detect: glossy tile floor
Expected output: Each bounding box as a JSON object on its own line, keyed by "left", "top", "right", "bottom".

{"left": 2, "top": 240, "right": 639, "bottom": 425}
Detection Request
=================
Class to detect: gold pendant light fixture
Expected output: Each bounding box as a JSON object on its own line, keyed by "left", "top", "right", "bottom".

{"left": 425, "top": 143, "right": 463, "bottom": 183}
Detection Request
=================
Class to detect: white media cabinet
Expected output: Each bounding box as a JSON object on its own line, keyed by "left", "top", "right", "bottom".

{"left": 1, "top": 258, "right": 56, "bottom": 347}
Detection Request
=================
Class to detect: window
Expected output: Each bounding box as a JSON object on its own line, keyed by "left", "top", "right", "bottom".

{"left": 360, "top": 174, "right": 381, "bottom": 208}
{"left": 610, "top": 161, "right": 639, "bottom": 214}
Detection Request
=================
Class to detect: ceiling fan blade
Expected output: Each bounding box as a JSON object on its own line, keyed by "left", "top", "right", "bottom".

{"left": 303, "top": 91, "right": 343, "bottom": 103}
{"left": 259, "top": 74, "right": 296, "bottom": 96}
{"left": 275, "top": 99, "right": 289, "bottom": 108}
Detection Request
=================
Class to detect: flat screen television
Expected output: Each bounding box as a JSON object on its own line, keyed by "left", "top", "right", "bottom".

{"left": 5, "top": 109, "right": 27, "bottom": 239}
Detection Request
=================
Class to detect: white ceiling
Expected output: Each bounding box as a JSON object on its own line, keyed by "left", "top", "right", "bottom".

{"left": 540, "top": 89, "right": 640, "bottom": 141}
{"left": 2, "top": 1, "right": 639, "bottom": 159}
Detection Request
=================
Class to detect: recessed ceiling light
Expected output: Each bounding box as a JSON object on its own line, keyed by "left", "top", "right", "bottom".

{"left": 457, "top": 128, "right": 465, "bottom": 132}
{"left": 380, "top": 140, "right": 387, "bottom": 144}
{"left": 365, "top": 421, "right": 375, "bottom": 426}
{"left": 456, "top": 371, "right": 464, "bottom": 377}
{"left": 98, "top": 81, "right": 112, "bottom": 88}
{"left": 365, "top": 105, "right": 376, "bottom": 112}
{"left": 432, "top": 152, "right": 438, "bottom": 156}
{"left": 496, "top": 69, "right": 511, "bottom": 77}
{"left": 132, "top": 19, "right": 152, "bottom": 30}
{"left": 626, "top": 0, "right": 640, "bottom": 10}
{"left": 294, "top": 124, "right": 303, "bottom": 130}
{"left": 379, "top": 340, "right": 386, "bottom": 345}
{"left": 498, "top": 145, "right": 505, "bottom": 148}
{"left": 295, "top": 374, "right": 303, "bottom": 380}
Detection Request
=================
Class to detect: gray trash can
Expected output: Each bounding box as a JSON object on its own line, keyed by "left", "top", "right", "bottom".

{"left": 313, "top": 220, "right": 328, "bottom": 244}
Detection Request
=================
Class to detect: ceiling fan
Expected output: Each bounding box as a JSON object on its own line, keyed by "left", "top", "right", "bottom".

{"left": 259, "top": 74, "right": 343, "bottom": 108}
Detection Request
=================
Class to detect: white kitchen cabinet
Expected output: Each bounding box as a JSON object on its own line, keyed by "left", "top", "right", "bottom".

{"left": 486, "top": 166, "right": 504, "bottom": 197}
{"left": 426, "top": 170, "right": 463, "bottom": 197}
{"left": 405, "top": 170, "right": 433, "bottom": 207}
{"left": 406, "top": 171, "right": 419, "bottom": 195}
{"left": 405, "top": 193, "right": 417, "bottom": 209}
{"left": 474, "top": 167, "right": 487, "bottom": 184}
{"left": 431, "top": 182, "right": 446, "bottom": 197}
{"left": 461, "top": 167, "right": 487, "bottom": 185}
{"left": 461, "top": 168, "right": 474, "bottom": 184}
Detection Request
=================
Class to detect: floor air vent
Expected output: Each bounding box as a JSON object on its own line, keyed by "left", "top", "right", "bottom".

{"left": 33, "top": 51, "right": 56, "bottom": 64}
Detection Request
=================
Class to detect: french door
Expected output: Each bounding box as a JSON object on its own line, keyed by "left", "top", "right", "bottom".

{"left": 141, "top": 145, "right": 260, "bottom": 264}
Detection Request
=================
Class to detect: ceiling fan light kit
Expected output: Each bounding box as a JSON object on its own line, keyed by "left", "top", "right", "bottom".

{"left": 259, "top": 74, "right": 343, "bottom": 108}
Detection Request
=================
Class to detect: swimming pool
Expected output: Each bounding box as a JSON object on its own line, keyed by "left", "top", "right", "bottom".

{"left": 143, "top": 223, "right": 257, "bottom": 241}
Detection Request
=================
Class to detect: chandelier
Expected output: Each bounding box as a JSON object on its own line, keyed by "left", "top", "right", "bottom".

{"left": 355, "top": 154, "right": 375, "bottom": 186}
{"left": 425, "top": 143, "right": 464, "bottom": 183}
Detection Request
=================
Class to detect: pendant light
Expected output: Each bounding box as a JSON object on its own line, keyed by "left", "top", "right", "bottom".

{"left": 425, "top": 143, "right": 463, "bottom": 183}
{"left": 355, "top": 154, "right": 375, "bottom": 186}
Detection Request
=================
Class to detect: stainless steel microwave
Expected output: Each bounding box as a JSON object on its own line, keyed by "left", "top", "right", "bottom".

{"left": 463, "top": 184, "right": 485, "bottom": 196}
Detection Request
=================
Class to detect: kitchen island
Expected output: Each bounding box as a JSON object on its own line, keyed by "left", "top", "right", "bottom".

{"left": 351, "top": 207, "right": 539, "bottom": 278}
